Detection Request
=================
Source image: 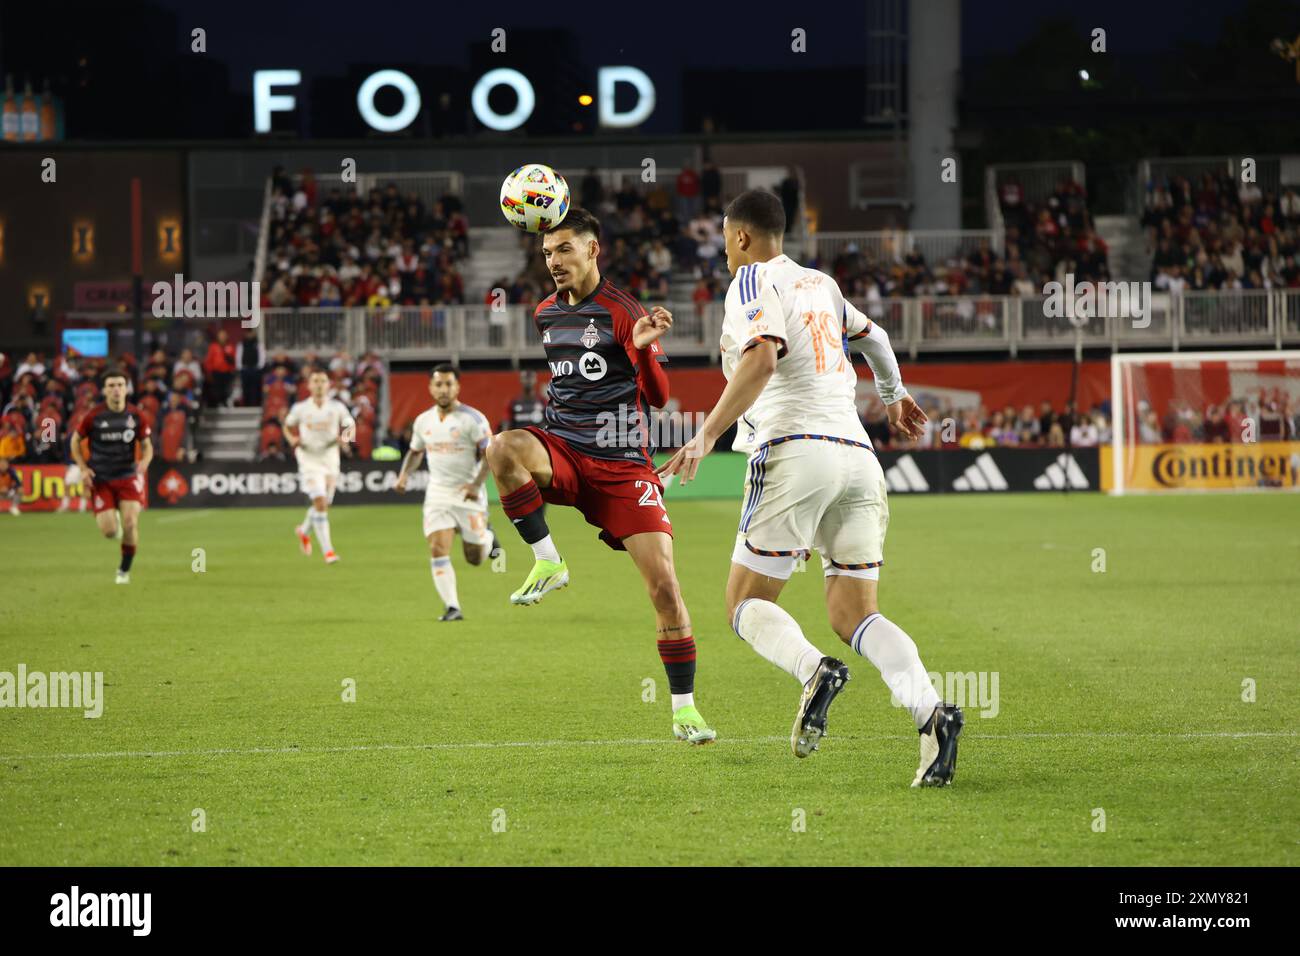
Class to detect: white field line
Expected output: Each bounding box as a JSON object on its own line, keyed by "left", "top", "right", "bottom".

{"left": 1, "top": 730, "right": 1294, "bottom": 763}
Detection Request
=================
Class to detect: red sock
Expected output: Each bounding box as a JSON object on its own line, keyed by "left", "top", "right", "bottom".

{"left": 657, "top": 634, "right": 697, "bottom": 695}
{"left": 499, "top": 480, "right": 549, "bottom": 544}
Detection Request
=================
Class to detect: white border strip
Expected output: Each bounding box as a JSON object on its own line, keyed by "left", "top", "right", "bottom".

{"left": 3, "top": 730, "right": 1293, "bottom": 762}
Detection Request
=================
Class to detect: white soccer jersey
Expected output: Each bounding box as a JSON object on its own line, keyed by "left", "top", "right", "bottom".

{"left": 410, "top": 402, "right": 491, "bottom": 508}
{"left": 285, "top": 397, "right": 355, "bottom": 474}
{"left": 721, "top": 254, "right": 870, "bottom": 448}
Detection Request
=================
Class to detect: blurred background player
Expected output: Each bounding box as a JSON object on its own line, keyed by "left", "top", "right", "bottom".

{"left": 395, "top": 363, "right": 501, "bottom": 622}
{"left": 284, "top": 368, "right": 355, "bottom": 565}
{"left": 660, "top": 190, "right": 962, "bottom": 786}
{"left": 69, "top": 368, "right": 153, "bottom": 584}
{"left": 0, "top": 456, "right": 20, "bottom": 515}
{"left": 485, "top": 206, "right": 716, "bottom": 745}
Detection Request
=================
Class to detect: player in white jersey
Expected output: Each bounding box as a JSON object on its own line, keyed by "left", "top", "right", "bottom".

{"left": 659, "top": 190, "right": 963, "bottom": 787}
{"left": 395, "top": 365, "right": 501, "bottom": 622}
{"left": 285, "top": 368, "right": 355, "bottom": 565}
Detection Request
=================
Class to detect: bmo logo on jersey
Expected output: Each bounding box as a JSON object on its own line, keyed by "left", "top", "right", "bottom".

{"left": 550, "top": 352, "right": 608, "bottom": 381}
{"left": 578, "top": 352, "right": 607, "bottom": 381}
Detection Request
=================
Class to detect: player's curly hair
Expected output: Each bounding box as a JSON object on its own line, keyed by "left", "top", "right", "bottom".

{"left": 725, "top": 189, "right": 786, "bottom": 237}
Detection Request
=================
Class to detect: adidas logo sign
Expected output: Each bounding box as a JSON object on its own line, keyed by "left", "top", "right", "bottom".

{"left": 884, "top": 454, "right": 929, "bottom": 493}
{"left": 1033, "top": 453, "right": 1090, "bottom": 490}
{"left": 952, "top": 453, "right": 1008, "bottom": 492}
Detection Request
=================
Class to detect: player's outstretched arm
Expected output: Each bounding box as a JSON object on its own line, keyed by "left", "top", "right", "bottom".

{"left": 841, "top": 301, "right": 927, "bottom": 439}
{"left": 657, "top": 339, "right": 778, "bottom": 485}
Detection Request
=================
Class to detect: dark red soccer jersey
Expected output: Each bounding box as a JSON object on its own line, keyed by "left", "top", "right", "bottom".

{"left": 76, "top": 403, "right": 151, "bottom": 480}
{"left": 533, "top": 277, "right": 669, "bottom": 463}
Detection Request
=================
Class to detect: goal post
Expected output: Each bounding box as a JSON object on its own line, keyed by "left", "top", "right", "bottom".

{"left": 1109, "top": 350, "right": 1300, "bottom": 495}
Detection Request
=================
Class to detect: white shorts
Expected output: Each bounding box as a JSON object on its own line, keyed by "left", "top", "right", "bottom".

{"left": 301, "top": 469, "right": 339, "bottom": 503}
{"left": 732, "top": 436, "right": 888, "bottom": 581}
{"left": 422, "top": 494, "right": 490, "bottom": 544}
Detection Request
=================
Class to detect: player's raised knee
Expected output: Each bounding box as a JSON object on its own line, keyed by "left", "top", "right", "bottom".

{"left": 486, "top": 430, "right": 527, "bottom": 468}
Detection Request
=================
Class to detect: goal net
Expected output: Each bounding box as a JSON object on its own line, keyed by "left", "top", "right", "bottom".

{"left": 1109, "top": 351, "right": 1300, "bottom": 494}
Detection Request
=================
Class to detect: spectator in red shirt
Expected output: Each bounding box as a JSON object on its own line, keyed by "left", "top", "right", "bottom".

{"left": 203, "top": 329, "right": 236, "bottom": 408}
{"left": 675, "top": 164, "right": 701, "bottom": 222}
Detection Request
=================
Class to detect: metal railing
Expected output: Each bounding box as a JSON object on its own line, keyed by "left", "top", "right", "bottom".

{"left": 250, "top": 288, "right": 1300, "bottom": 362}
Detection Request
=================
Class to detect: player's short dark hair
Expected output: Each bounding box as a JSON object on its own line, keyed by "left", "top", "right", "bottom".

{"left": 431, "top": 363, "right": 458, "bottom": 379}
{"left": 550, "top": 206, "right": 600, "bottom": 243}
{"left": 725, "top": 189, "right": 786, "bottom": 237}
{"left": 101, "top": 367, "right": 129, "bottom": 387}
{"left": 307, "top": 366, "right": 330, "bottom": 378}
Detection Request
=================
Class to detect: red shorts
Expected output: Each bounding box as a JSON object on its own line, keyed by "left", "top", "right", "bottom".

{"left": 525, "top": 426, "right": 672, "bottom": 551}
{"left": 91, "top": 473, "right": 147, "bottom": 513}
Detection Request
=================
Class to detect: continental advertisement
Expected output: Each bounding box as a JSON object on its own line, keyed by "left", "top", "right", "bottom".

{"left": 1102, "top": 442, "right": 1300, "bottom": 492}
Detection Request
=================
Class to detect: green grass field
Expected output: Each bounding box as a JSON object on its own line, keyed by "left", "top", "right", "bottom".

{"left": 1, "top": 492, "right": 1297, "bottom": 866}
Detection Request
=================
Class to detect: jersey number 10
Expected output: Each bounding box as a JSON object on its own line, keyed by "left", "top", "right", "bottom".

{"left": 803, "top": 310, "right": 846, "bottom": 375}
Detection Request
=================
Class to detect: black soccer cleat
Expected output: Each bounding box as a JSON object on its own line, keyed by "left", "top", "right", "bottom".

{"left": 912, "top": 703, "right": 964, "bottom": 788}
{"left": 791, "top": 657, "right": 851, "bottom": 758}
{"left": 439, "top": 607, "right": 464, "bottom": 622}
{"left": 487, "top": 527, "right": 503, "bottom": 560}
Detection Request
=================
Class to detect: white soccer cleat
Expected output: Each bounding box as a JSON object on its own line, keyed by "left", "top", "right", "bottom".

{"left": 912, "top": 703, "right": 964, "bottom": 787}
{"left": 295, "top": 525, "right": 313, "bottom": 556}
{"left": 115, "top": 570, "right": 130, "bottom": 585}
{"left": 323, "top": 550, "right": 339, "bottom": 564}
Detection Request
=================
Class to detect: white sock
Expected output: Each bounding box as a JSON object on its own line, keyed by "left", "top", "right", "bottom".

{"left": 849, "top": 613, "right": 942, "bottom": 730}
{"left": 431, "top": 556, "right": 460, "bottom": 610}
{"left": 732, "top": 598, "right": 824, "bottom": 685}
{"left": 300, "top": 507, "right": 314, "bottom": 533}
{"left": 671, "top": 692, "right": 695, "bottom": 711}
{"left": 530, "top": 533, "right": 561, "bottom": 563}
{"left": 310, "top": 510, "right": 334, "bottom": 553}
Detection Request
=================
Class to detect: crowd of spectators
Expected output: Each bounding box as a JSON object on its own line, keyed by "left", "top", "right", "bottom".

{"left": 1144, "top": 171, "right": 1300, "bottom": 292}
{"left": 860, "top": 390, "right": 1297, "bottom": 451}
{"left": 1131, "top": 392, "right": 1297, "bottom": 444}
{"left": 0, "top": 348, "right": 201, "bottom": 473}
{"left": 262, "top": 167, "right": 471, "bottom": 313}
{"left": 861, "top": 397, "right": 1113, "bottom": 451}
{"left": 818, "top": 177, "right": 1109, "bottom": 307}
{"left": 0, "top": 324, "right": 392, "bottom": 483}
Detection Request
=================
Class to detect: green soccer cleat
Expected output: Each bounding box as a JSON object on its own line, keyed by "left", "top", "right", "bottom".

{"left": 672, "top": 705, "right": 717, "bottom": 745}
{"left": 509, "top": 557, "right": 570, "bottom": 606}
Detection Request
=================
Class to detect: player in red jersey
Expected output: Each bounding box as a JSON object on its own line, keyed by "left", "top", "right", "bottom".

{"left": 485, "top": 207, "right": 716, "bottom": 744}
{"left": 70, "top": 368, "right": 153, "bottom": 584}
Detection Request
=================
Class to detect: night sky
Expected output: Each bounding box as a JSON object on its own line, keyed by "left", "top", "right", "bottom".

{"left": 142, "top": 0, "right": 1244, "bottom": 92}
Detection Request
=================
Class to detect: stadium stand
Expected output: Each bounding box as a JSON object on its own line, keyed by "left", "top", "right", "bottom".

{"left": 1143, "top": 170, "right": 1300, "bottom": 292}
{"left": 261, "top": 169, "right": 471, "bottom": 312}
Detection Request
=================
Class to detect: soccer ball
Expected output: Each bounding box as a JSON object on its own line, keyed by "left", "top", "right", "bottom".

{"left": 499, "top": 163, "right": 570, "bottom": 233}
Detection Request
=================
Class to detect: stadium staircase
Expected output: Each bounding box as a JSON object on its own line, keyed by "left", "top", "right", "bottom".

{"left": 196, "top": 406, "right": 261, "bottom": 461}
{"left": 464, "top": 229, "right": 527, "bottom": 301}
{"left": 1094, "top": 214, "right": 1151, "bottom": 282}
